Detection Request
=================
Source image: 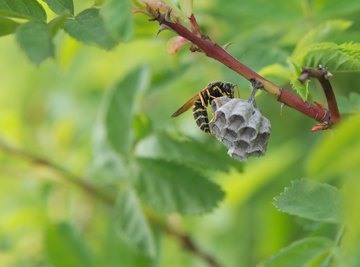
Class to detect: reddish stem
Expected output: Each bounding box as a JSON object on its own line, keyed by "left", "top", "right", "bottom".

{"left": 299, "top": 67, "right": 340, "bottom": 124}
{"left": 189, "top": 14, "right": 202, "bottom": 36}
{"left": 152, "top": 12, "right": 330, "bottom": 125}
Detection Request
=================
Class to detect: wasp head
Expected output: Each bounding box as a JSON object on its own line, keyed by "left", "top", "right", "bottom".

{"left": 223, "top": 82, "right": 235, "bottom": 98}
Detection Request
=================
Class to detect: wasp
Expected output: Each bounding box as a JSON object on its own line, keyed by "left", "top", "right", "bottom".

{"left": 171, "top": 81, "right": 236, "bottom": 133}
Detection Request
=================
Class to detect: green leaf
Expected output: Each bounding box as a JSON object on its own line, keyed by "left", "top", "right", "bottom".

{"left": 259, "top": 63, "right": 292, "bottom": 86}
{"left": 0, "top": 17, "right": 18, "bottom": 36}
{"left": 97, "top": 222, "right": 154, "bottom": 267}
{"left": 63, "top": 8, "right": 118, "bottom": 49}
{"left": 274, "top": 179, "right": 342, "bottom": 223}
{"left": 135, "top": 133, "right": 243, "bottom": 173}
{"left": 133, "top": 113, "right": 152, "bottom": 144}
{"left": 337, "top": 92, "right": 360, "bottom": 114}
{"left": 43, "top": 0, "right": 74, "bottom": 15}
{"left": 136, "top": 158, "right": 225, "bottom": 214}
{"left": 180, "top": 0, "right": 193, "bottom": 17}
{"left": 94, "top": 0, "right": 106, "bottom": 6}
{"left": 48, "top": 15, "right": 67, "bottom": 37}
{"left": 115, "top": 188, "right": 156, "bottom": 258}
{"left": 258, "top": 237, "right": 334, "bottom": 267}
{"left": 290, "top": 78, "right": 310, "bottom": 101}
{"left": 100, "top": 0, "right": 133, "bottom": 41}
{"left": 45, "top": 222, "right": 94, "bottom": 267}
{"left": 302, "top": 42, "right": 360, "bottom": 72}
{"left": 292, "top": 20, "right": 352, "bottom": 61}
{"left": 289, "top": 42, "right": 360, "bottom": 98}
{"left": 340, "top": 179, "right": 360, "bottom": 267}
{"left": 0, "top": 0, "right": 46, "bottom": 21}
{"left": 92, "top": 113, "right": 129, "bottom": 182}
{"left": 15, "top": 21, "right": 54, "bottom": 65}
{"left": 104, "top": 67, "right": 148, "bottom": 156}
{"left": 306, "top": 112, "right": 360, "bottom": 178}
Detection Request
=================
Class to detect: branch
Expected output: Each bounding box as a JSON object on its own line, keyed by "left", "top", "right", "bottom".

{"left": 299, "top": 66, "right": 340, "bottom": 127}
{"left": 150, "top": 216, "right": 221, "bottom": 267}
{"left": 0, "top": 139, "right": 114, "bottom": 205}
{"left": 148, "top": 9, "right": 334, "bottom": 127}
{"left": 0, "top": 139, "right": 222, "bottom": 267}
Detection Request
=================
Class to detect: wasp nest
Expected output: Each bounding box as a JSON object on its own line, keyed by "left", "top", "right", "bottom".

{"left": 210, "top": 97, "right": 271, "bottom": 161}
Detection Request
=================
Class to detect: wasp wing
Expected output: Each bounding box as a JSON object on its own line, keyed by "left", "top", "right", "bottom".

{"left": 171, "top": 93, "right": 200, "bottom": 117}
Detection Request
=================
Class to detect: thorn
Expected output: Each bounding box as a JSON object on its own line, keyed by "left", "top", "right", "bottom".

{"left": 156, "top": 24, "right": 171, "bottom": 37}
{"left": 325, "top": 71, "right": 333, "bottom": 79}
{"left": 222, "top": 42, "right": 234, "bottom": 51}
{"left": 189, "top": 44, "right": 202, "bottom": 52}
{"left": 317, "top": 65, "right": 333, "bottom": 79}
{"left": 189, "top": 14, "right": 202, "bottom": 36}
{"left": 280, "top": 103, "right": 285, "bottom": 115}
{"left": 165, "top": 8, "right": 172, "bottom": 21}
{"left": 148, "top": 8, "right": 161, "bottom": 22}
{"left": 149, "top": 8, "right": 173, "bottom": 25}
{"left": 313, "top": 101, "right": 324, "bottom": 109}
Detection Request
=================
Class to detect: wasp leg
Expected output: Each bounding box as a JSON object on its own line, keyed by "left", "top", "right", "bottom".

{"left": 235, "top": 84, "right": 240, "bottom": 98}
{"left": 199, "top": 92, "right": 207, "bottom": 108}
{"left": 210, "top": 98, "right": 224, "bottom": 124}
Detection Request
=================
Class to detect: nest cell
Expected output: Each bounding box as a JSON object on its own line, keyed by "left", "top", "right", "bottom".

{"left": 209, "top": 96, "right": 271, "bottom": 161}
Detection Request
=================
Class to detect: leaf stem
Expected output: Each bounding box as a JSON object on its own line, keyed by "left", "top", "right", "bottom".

{"left": 320, "top": 225, "right": 345, "bottom": 267}
{"left": 149, "top": 10, "right": 333, "bottom": 126}
{"left": 149, "top": 214, "right": 221, "bottom": 267}
{"left": 0, "top": 138, "right": 222, "bottom": 267}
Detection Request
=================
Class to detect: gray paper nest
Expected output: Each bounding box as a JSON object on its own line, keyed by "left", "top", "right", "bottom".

{"left": 210, "top": 97, "right": 271, "bottom": 161}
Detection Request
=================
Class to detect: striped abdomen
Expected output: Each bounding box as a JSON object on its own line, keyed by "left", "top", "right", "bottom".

{"left": 192, "top": 99, "right": 210, "bottom": 133}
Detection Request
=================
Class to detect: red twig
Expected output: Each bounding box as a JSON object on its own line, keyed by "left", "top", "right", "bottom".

{"left": 189, "top": 14, "right": 202, "bottom": 36}
{"left": 150, "top": 10, "right": 332, "bottom": 126}
{"left": 299, "top": 67, "right": 340, "bottom": 125}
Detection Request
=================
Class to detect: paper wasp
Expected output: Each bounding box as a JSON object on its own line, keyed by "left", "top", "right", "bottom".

{"left": 171, "top": 81, "right": 236, "bottom": 133}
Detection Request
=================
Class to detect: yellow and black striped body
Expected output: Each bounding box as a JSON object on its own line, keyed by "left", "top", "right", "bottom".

{"left": 172, "top": 81, "right": 235, "bottom": 133}
{"left": 192, "top": 82, "right": 234, "bottom": 133}
{"left": 193, "top": 100, "right": 210, "bottom": 132}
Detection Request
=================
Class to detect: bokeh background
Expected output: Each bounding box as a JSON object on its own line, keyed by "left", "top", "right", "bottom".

{"left": 0, "top": 0, "right": 360, "bottom": 266}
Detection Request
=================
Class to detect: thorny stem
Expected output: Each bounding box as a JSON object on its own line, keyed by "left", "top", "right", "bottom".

{"left": 0, "top": 139, "right": 222, "bottom": 267}
{"left": 189, "top": 14, "right": 202, "bottom": 36}
{"left": 299, "top": 67, "right": 340, "bottom": 125}
{"left": 150, "top": 10, "right": 334, "bottom": 127}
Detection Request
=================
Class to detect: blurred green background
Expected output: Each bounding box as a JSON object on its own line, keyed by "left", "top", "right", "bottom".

{"left": 0, "top": 0, "right": 360, "bottom": 266}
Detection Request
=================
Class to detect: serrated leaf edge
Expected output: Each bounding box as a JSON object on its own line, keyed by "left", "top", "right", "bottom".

{"left": 257, "top": 237, "right": 335, "bottom": 267}
{"left": 273, "top": 179, "right": 341, "bottom": 223}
